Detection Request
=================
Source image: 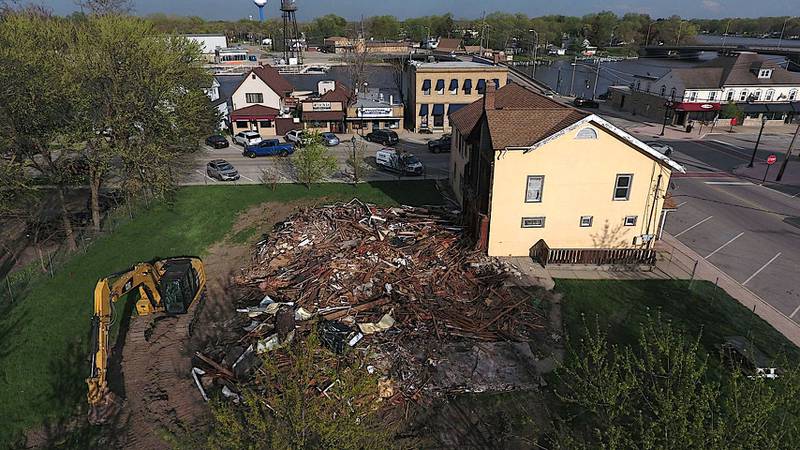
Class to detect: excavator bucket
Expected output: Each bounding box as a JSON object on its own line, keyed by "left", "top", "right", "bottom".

{"left": 87, "top": 391, "right": 123, "bottom": 425}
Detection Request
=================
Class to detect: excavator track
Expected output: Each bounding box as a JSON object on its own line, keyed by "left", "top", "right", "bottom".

{"left": 117, "top": 291, "right": 208, "bottom": 449}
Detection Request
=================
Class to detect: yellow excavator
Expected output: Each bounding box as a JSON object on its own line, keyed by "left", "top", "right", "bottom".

{"left": 86, "top": 257, "right": 206, "bottom": 424}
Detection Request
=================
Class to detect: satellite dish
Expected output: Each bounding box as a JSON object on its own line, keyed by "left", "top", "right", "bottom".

{"left": 253, "top": 0, "right": 267, "bottom": 6}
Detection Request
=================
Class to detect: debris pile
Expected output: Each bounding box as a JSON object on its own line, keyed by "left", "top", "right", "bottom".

{"left": 194, "top": 199, "right": 545, "bottom": 404}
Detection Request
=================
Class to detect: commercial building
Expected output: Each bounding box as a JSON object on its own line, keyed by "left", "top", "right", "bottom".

{"left": 347, "top": 88, "right": 404, "bottom": 133}
{"left": 608, "top": 52, "right": 800, "bottom": 126}
{"left": 184, "top": 34, "right": 227, "bottom": 62}
{"left": 298, "top": 81, "right": 348, "bottom": 133}
{"left": 402, "top": 61, "right": 508, "bottom": 133}
{"left": 449, "top": 83, "right": 684, "bottom": 259}
{"left": 229, "top": 65, "right": 294, "bottom": 137}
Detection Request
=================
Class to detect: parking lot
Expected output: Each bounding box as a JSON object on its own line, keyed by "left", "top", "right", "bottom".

{"left": 661, "top": 137, "right": 800, "bottom": 322}
{"left": 181, "top": 133, "right": 452, "bottom": 185}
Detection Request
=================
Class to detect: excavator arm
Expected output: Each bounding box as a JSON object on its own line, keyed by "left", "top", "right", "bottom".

{"left": 85, "top": 257, "right": 206, "bottom": 425}
{"left": 86, "top": 263, "right": 162, "bottom": 423}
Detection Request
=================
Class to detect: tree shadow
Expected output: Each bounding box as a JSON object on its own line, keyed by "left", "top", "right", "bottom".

{"left": 365, "top": 180, "right": 446, "bottom": 206}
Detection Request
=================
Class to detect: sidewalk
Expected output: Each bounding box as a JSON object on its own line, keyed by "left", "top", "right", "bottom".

{"left": 657, "top": 233, "right": 800, "bottom": 347}
{"left": 733, "top": 158, "right": 800, "bottom": 188}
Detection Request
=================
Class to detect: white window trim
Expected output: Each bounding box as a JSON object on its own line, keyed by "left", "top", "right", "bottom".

{"left": 521, "top": 217, "right": 546, "bottom": 228}
{"left": 525, "top": 175, "right": 544, "bottom": 203}
{"left": 580, "top": 216, "right": 593, "bottom": 227}
{"left": 624, "top": 216, "right": 638, "bottom": 227}
{"left": 613, "top": 174, "right": 633, "bottom": 201}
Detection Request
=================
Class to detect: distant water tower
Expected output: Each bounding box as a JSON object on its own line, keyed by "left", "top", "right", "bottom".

{"left": 281, "top": 0, "right": 302, "bottom": 64}
{"left": 253, "top": 0, "right": 267, "bottom": 21}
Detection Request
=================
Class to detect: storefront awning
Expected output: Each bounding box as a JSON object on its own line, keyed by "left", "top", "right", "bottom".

{"left": 230, "top": 104, "right": 280, "bottom": 121}
{"left": 740, "top": 102, "right": 800, "bottom": 113}
{"left": 302, "top": 111, "right": 345, "bottom": 121}
{"left": 448, "top": 103, "right": 468, "bottom": 114}
{"left": 449, "top": 79, "right": 458, "bottom": 91}
{"left": 419, "top": 104, "right": 429, "bottom": 116}
{"left": 476, "top": 79, "right": 486, "bottom": 93}
{"left": 673, "top": 102, "right": 720, "bottom": 112}
{"left": 432, "top": 104, "right": 445, "bottom": 116}
{"left": 421, "top": 79, "right": 431, "bottom": 91}
{"left": 463, "top": 79, "right": 472, "bottom": 91}
{"left": 435, "top": 79, "right": 445, "bottom": 91}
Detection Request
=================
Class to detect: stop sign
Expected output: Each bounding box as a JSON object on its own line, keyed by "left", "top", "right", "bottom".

{"left": 730, "top": 117, "right": 738, "bottom": 126}
{"left": 767, "top": 154, "right": 777, "bottom": 165}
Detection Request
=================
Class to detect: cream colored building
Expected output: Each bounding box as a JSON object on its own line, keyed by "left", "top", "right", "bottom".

{"left": 402, "top": 61, "right": 508, "bottom": 133}
{"left": 449, "top": 83, "right": 684, "bottom": 260}
{"left": 230, "top": 65, "right": 295, "bottom": 137}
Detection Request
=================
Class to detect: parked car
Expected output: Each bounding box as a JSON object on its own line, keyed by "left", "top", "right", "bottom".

{"left": 365, "top": 129, "right": 399, "bottom": 146}
{"left": 285, "top": 130, "right": 312, "bottom": 146}
{"left": 233, "top": 130, "right": 263, "bottom": 147}
{"left": 205, "top": 134, "right": 230, "bottom": 149}
{"left": 375, "top": 148, "right": 424, "bottom": 175}
{"left": 243, "top": 139, "right": 295, "bottom": 158}
{"left": 573, "top": 97, "right": 600, "bottom": 108}
{"left": 427, "top": 134, "right": 452, "bottom": 153}
{"left": 320, "top": 132, "right": 340, "bottom": 147}
{"left": 206, "top": 159, "right": 240, "bottom": 181}
{"left": 644, "top": 141, "right": 673, "bottom": 157}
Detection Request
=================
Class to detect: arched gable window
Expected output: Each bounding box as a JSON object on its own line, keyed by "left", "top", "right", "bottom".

{"left": 660, "top": 85, "right": 666, "bottom": 96}
{"left": 575, "top": 127, "right": 598, "bottom": 140}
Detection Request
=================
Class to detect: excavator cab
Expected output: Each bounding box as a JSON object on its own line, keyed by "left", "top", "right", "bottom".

{"left": 157, "top": 259, "right": 199, "bottom": 315}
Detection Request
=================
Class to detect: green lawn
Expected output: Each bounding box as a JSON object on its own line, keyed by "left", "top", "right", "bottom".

{"left": 557, "top": 279, "right": 800, "bottom": 364}
{"left": 0, "top": 181, "right": 444, "bottom": 445}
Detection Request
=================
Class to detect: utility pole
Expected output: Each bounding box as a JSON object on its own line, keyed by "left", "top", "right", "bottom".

{"left": 748, "top": 115, "right": 768, "bottom": 168}
{"left": 529, "top": 29, "right": 539, "bottom": 80}
{"left": 569, "top": 55, "right": 577, "bottom": 96}
{"left": 591, "top": 58, "right": 601, "bottom": 100}
{"left": 778, "top": 17, "right": 792, "bottom": 49}
{"left": 478, "top": 10, "right": 486, "bottom": 55}
{"left": 776, "top": 121, "right": 800, "bottom": 181}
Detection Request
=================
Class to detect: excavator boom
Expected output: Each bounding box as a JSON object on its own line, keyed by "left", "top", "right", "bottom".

{"left": 86, "top": 257, "right": 206, "bottom": 424}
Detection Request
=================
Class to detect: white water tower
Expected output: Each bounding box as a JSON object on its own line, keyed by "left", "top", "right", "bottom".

{"left": 253, "top": 0, "right": 267, "bottom": 21}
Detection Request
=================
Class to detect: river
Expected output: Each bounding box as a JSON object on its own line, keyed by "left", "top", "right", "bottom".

{"left": 517, "top": 35, "right": 800, "bottom": 99}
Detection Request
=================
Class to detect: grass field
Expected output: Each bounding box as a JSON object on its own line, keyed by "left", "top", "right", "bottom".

{"left": 0, "top": 181, "right": 444, "bottom": 445}
{"left": 557, "top": 279, "right": 800, "bottom": 364}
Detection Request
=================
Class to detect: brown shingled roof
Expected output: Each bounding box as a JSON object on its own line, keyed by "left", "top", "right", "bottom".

{"left": 319, "top": 81, "right": 350, "bottom": 103}
{"left": 448, "top": 82, "right": 589, "bottom": 149}
{"left": 238, "top": 65, "right": 294, "bottom": 98}
{"left": 698, "top": 52, "right": 800, "bottom": 86}
{"left": 436, "top": 38, "right": 462, "bottom": 52}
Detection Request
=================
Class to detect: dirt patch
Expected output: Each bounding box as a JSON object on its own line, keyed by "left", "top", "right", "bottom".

{"left": 113, "top": 200, "right": 308, "bottom": 449}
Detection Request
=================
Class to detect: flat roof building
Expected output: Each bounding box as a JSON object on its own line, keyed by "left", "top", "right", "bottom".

{"left": 401, "top": 60, "right": 508, "bottom": 133}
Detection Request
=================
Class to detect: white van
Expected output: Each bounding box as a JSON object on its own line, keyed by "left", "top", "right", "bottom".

{"left": 375, "top": 148, "right": 424, "bottom": 175}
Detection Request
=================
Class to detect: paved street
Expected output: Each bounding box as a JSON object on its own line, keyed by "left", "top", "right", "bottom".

{"left": 652, "top": 136, "right": 800, "bottom": 323}
{"left": 180, "top": 133, "right": 452, "bottom": 185}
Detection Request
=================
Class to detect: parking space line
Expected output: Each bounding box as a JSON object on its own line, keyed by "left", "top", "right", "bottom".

{"left": 743, "top": 252, "right": 782, "bottom": 286}
{"left": 704, "top": 181, "right": 753, "bottom": 186}
{"left": 196, "top": 170, "right": 218, "bottom": 183}
{"left": 676, "top": 201, "right": 688, "bottom": 208}
{"left": 705, "top": 232, "right": 744, "bottom": 259}
{"left": 674, "top": 216, "right": 713, "bottom": 237}
{"left": 711, "top": 139, "right": 745, "bottom": 150}
{"left": 240, "top": 175, "right": 256, "bottom": 182}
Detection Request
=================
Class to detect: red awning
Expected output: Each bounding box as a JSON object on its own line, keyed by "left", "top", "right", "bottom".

{"left": 230, "top": 104, "right": 280, "bottom": 121}
{"left": 673, "top": 102, "right": 720, "bottom": 112}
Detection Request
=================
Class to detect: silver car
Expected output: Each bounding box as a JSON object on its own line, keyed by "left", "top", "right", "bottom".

{"left": 645, "top": 141, "right": 673, "bottom": 157}
{"left": 233, "top": 131, "right": 262, "bottom": 147}
{"left": 206, "top": 159, "right": 240, "bottom": 181}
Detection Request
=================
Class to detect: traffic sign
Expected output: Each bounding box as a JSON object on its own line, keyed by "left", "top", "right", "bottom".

{"left": 767, "top": 154, "right": 777, "bottom": 165}
{"left": 730, "top": 117, "right": 738, "bottom": 126}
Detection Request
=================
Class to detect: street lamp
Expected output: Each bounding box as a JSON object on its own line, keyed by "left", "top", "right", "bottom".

{"left": 778, "top": 17, "right": 794, "bottom": 49}
{"left": 748, "top": 115, "right": 769, "bottom": 168}
{"left": 676, "top": 20, "right": 687, "bottom": 45}
{"left": 721, "top": 19, "right": 733, "bottom": 47}
{"left": 528, "top": 29, "right": 539, "bottom": 79}
{"left": 350, "top": 136, "right": 358, "bottom": 183}
{"left": 645, "top": 19, "right": 663, "bottom": 47}
{"left": 660, "top": 98, "right": 675, "bottom": 136}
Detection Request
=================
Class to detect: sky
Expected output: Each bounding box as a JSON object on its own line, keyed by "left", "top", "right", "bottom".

{"left": 37, "top": 0, "right": 798, "bottom": 21}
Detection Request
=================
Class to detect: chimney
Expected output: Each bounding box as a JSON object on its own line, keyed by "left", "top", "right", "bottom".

{"left": 483, "top": 83, "right": 496, "bottom": 110}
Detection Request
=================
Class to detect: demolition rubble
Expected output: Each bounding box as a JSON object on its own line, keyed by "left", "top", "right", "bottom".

{"left": 192, "top": 199, "right": 546, "bottom": 404}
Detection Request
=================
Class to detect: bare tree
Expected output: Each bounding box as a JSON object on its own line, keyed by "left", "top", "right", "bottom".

{"left": 342, "top": 40, "right": 372, "bottom": 106}
{"left": 75, "top": 0, "right": 133, "bottom": 15}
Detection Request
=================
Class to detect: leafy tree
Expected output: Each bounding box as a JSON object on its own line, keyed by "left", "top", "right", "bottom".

{"left": 720, "top": 103, "right": 743, "bottom": 122}
{"left": 366, "top": 15, "right": 401, "bottom": 40}
{"left": 554, "top": 315, "right": 800, "bottom": 448}
{"left": 75, "top": 0, "right": 133, "bottom": 15}
{"left": 290, "top": 133, "right": 338, "bottom": 187}
{"left": 0, "top": 12, "right": 83, "bottom": 249}
{"left": 187, "top": 332, "right": 394, "bottom": 450}
{"left": 305, "top": 14, "right": 348, "bottom": 44}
